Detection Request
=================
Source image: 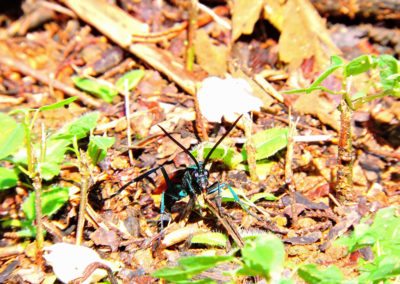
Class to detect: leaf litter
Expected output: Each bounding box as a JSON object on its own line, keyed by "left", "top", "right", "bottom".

{"left": 0, "top": 0, "right": 399, "bottom": 283}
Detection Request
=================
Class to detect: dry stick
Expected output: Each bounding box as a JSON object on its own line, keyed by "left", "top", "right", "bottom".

{"left": 63, "top": 0, "right": 198, "bottom": 95}
{"left": 71, "top": 262, "right": 117, "bottom": 284}
{"left": 193, "top": 84, "right": 208, "bottom": 140}
{"left": 0, "top": 56, "right": 101, "bottom": 108}
{"left": 285, "top": 110, "right": 298, "bottom": 226}
{"left": 204, "top": 196, "right": 244, "bottom": 248}
{"left": 130, "top": 6, "right": 229, "bottom": 43}
{"left": 122, "top": 83, "right": 134, "bottom": 165}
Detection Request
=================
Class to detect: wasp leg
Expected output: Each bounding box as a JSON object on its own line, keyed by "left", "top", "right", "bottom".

{"left": 159, "top": 166, "right": 173, "bottom": 230}
{"left": 107, "top": 165, "right": 163, "bottom": 200}
{"left": 208, "top": 183, "right": 256, "bottom": 217}
{"left": 206, "top": 181, "right": 223, "bottom": 215}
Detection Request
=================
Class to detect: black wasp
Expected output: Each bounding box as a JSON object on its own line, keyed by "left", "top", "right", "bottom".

{"left": 109, "top": 115, "right": 243, "bottom": 225}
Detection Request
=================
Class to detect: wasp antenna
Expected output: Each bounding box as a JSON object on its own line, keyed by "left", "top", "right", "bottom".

{"left": 158, "top": 125, "right": 200, "bottom": 169}
{"left": 203, "top": 114, "right": 243, "bottom": 168}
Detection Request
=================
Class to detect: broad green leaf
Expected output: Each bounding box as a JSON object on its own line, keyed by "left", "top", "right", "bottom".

{"left": 152, "top": 255, "right": 233, "bottom": 282}
{"left": 52, "top": 112, "right": 100, "bottom": 140}
{"left": 238, "top": 234, "right": 285, "bottom": 279}
{"left": 39, "top": 161, "right": 62, "bottom": 181}
{"left": 298, "top": 264, "right": 343, "bottom": 284}
{"left": 88, "top": 136, "right": 115, "bottom": 165}
{"left": 192, "top": 143, "right": 243, "bottom": 168}
{"left": 378, "top": 54, "right": 400, "bottom": 91}
{"left": 116, "top": 70, "right": 145, "bottom": 92}
{"left": 0, "top": 167, "right": 18, "bottom": 190}
{"left": 242, "top": 128, "right": 288, "bottom": 161}
{"left": 22, "top": 187, "right": 69, "bottom": 220}
{"left": 3, "top": 220, "right": 37, "bottom": 238}
{"left": 344, "top": 54, "right": 378, "bottom": 77}
{"left": 358, "top": 255, "right": 400, "bottom": 283}
{"left": 38, "top": 97, "right": 77, "bottom": 111}
{"left": 191, "top": 232, "right": 228, "bottom": 247}
{"left": 336, "top": 206, "right": 400, "bottom": 254}
{"left": 179, "top": 255, "right": 233, "bottom": 268}
{"left": 72, "top": 76, "right": 117, "bottom": 103}
{"left": 0, "top": 113, "right": 24, "bottom": 160}
{"left": 152, "top": 266, "right": 202, "bottom": 282}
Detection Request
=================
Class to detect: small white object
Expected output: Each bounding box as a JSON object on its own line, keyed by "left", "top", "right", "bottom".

{"left": 44, "top": 243, "right": 112, "bottom": 284}
{"left": 197, "top": 76, "right": 263, "bottom": 122}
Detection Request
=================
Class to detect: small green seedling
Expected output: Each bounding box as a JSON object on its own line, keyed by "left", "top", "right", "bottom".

{"left": 192, "top": 127, "right": 289, "bottom": 176}
{"left": 153, "top": 234, "right": 289, "bottom": 283}
{"left": 285, "top": 54, "right": 400, "bottom": 202}
{"left": 72, "top": 69, "right": 145, "bottom": 103}
{"left": 0, "top": 98, "right": 114, "bottom": 258}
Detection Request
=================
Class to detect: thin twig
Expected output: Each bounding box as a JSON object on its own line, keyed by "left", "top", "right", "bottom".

{"left": 123, "top": 83, "right": 134, "bottom": 166}
{"left": 285, "top": 110, "right": 298, "bottom": 226}
{"left": 0, "top": 56, "right": 101, "bottom": 108}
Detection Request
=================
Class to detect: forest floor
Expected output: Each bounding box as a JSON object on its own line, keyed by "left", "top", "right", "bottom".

{"left": 0, "top": 0, "right": 399, "bottom": 283}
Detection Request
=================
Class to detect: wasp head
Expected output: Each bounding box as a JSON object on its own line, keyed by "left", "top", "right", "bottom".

{"left": 192, "top": 168, "right": 209, "bottom": 191}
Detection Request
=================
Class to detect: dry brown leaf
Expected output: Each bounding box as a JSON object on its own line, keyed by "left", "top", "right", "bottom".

{"left": 278, "top": 0, "right": 341, "bottom": 71}
{"left": 194, "top": 30, "right": 228, "bottom": 76}
{"left": 232, "top": 0, "right": 265, "bottom": 41}
{"left": 263, "top": 0, "right": 286, "bottom": 31}
{"left": 293, "top": 92, "right": 340, "bottom": 131}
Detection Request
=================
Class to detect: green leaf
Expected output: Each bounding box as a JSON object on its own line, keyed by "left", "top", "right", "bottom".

{"left": 282, "top": 56, "right": 344, "bottom": 95}
{"left": 309, "top": 55, "right": 344, "bottom": 90}
{"left": 52, "top": 112, "right": 100, "bottom": 140}
{"left": 358, "top": 255, "right": 400, "bottom": 283}
{"left": 191, "top": 232, "right": 228, "bottom": 247}
{"left": 152, "top": 255, "right": 233, "bottom": 282}
{"left": 88, "top": 136, "right": 115, "bottom": 165}
{"left": 72, "top": 76, "right": 117, "bottom": 103}
{"left": 116, "top": 70, "right": 145, "bottom": 92}
{"left": 336, "top": 206, "right": 400, "bottom": 254}
{"left": 238, "top": 234, "right": 285, "bottom": 279}
{"left": 242, "top": 128, "right": 288, "bottom": 161}
{"left": 192, "top": 143, "right": 243, "bottom": 168}
{"left": 378, "top": 54, "right": 400, "bottom": 91}
{"left": 38, "top": 97, "right": 78, "bottom": 111}
{"left": 0, "top": 167, "right": 18, "bottom": 190}
{"left": 179, "top": 255, "right": 233, "bottom": 268}
{"left": 344, "top": 54, "right": 378, "bottom": 77}
{"left": 249, "top": 192, "right": 277, "bottom": 203}
{"left": 22, "top": 187, "right": 69, "bottom": 220}
{"left": 298, "top": 264, "right": 343, "bottom": 284}
{"left": 39, "top": 161, "right": 62, "bottom": 181}
{"left": 0, "top": 113, "right": 25, "bottom": 160}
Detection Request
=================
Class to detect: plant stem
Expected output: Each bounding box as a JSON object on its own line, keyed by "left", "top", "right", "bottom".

{"left": 24, "top": 113, "right": 34, "bottom": 175}
{"left": 335, "top": 89, "right": 355, "bottom": 203}
{"left": 76, "top": 150, "right": 90, "bottom": 245}
{"left": 243, "top": 114, "right": 258, "bottom": 182}
{"left": 33, "top": 174, "right": 44, "bottom": 265}
{"left": 185, "top": 0, "right": 198, "bottom": 71}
